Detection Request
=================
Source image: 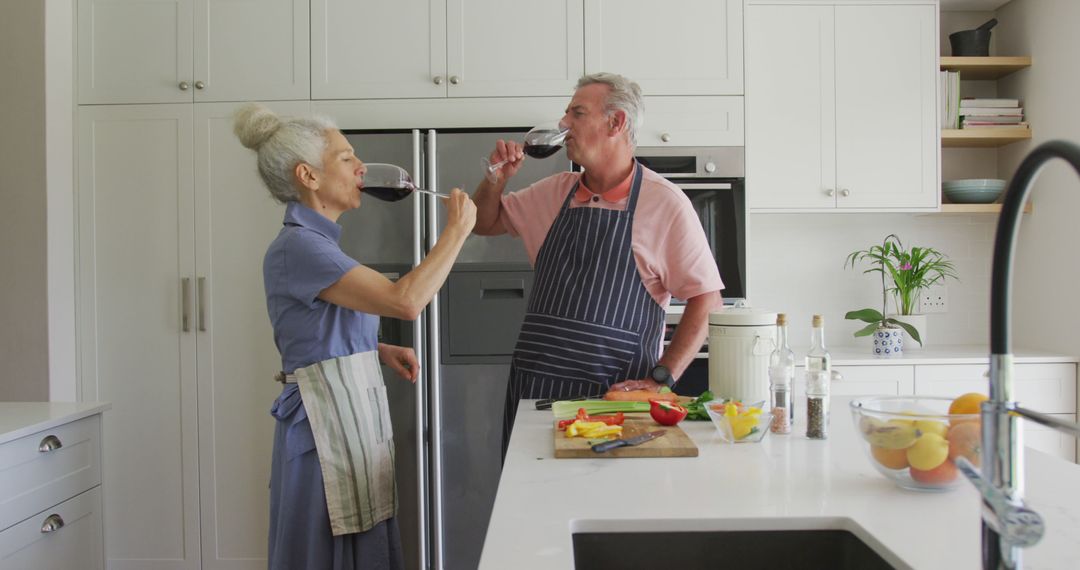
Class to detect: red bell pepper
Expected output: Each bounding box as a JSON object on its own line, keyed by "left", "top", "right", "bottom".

{"left": 557, "top": 410, "right": 625, "bottom": 430}
{"left": 649, "top": 400, "right": 688, "bottom": 426}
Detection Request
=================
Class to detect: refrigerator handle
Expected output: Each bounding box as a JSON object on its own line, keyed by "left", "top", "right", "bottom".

{"left": 425, "top": 129, "right": 447, "bottom": 570}
{"left": 410, "top": 129, "right": 430, "bottom": 570}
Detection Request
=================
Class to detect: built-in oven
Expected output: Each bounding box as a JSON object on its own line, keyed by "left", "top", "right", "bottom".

{"left": 634, "top": 146, "right": 746, "bottom": 304}
{"left": 634, "top": 146, "right": 746, "bottom": 396}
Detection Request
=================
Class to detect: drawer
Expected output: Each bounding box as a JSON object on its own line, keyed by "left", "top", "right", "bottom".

{"left": 0, "top": 486, "right": 103, "bottom": 570}
{"left": 792, "top": 365, "right": 915, "bottom": 404}
{"left": 914, "top": 363, "right": 1077, "bottom": 414}
{"left": 443, "top": 270, "right": 533, "bottom": 358}
{"left": 0, "top": 415, "right": 102, "bottom": 532}
{"left": 638, "top": 96, "right": 744, "bottom": 147}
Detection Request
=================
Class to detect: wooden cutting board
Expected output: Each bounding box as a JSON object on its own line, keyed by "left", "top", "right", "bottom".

{"left": 553, "top": 417, "right": 698, "bottom": 458}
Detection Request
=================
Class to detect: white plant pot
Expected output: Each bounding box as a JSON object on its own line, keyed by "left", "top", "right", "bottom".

{"left": 890, "top": 313, "right": 927, "bottom": 349}
{"left": 872, "top": 325, "right": 904, "bottom": 358}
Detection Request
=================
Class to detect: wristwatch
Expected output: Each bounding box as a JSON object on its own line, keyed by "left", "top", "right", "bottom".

{"left": 649, "top": 364, "right": 675, "bottom": 388}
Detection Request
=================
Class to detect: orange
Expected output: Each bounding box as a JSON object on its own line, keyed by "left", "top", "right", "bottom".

{"left": 947, "top": 421, "right": 982, "bottom": 467}
{"left": 871, "top": 445, "right": 909, "bottom": 470}
{"left": 910, "top": 460, "right": 959, "bottom": 485}
{"left": 949, "top": 392, "right": 988, "bottom": 417}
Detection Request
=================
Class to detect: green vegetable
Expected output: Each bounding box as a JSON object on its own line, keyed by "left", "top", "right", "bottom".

{"left": 551, "top": 400, "right": 650, "bottom": 419}
{"left": 682, "top": 390, "right": 716, "bottom": 421}
{"left": 658, "top": 386, "right": 673, "bottom": 394}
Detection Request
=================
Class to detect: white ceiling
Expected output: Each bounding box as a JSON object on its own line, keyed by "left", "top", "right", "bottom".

{"left": 940, "top": 0, "right": 1009, "bottom": 11}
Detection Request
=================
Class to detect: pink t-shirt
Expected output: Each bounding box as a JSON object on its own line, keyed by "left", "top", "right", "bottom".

{"left": 499, "top": 166, "right": 724, "bottom": 308}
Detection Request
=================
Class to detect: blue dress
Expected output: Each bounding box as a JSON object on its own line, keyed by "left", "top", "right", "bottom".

{"left": 264, "top": 202, "right": 404, "bottom": 570}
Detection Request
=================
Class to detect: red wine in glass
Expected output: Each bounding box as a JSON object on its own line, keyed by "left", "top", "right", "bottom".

{"left": 484, "top": 123, "right": 569, "bottom": 181}
{"left": 361, "top": 163, "right": 449, "bottom": 202}
{"left": 522, "top": 143, "right": 562, "bottom": 159}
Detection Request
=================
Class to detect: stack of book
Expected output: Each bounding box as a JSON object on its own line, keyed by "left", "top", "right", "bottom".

{"left": 940, "top": 71, "right": 961, "bottom": 130}
{"left": 960, "top": 98, "right": 1027, "bottom": 129}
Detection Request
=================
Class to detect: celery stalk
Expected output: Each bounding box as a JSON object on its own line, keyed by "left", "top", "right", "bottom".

{"left": 551, "top": 400, "right": 650, "bottom": 419}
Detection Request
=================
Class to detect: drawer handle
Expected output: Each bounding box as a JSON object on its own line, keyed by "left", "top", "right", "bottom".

{"left": 40, "top": 514, "right": 65, "bottom": 533}
{"left": 38, "top": 435, "right": 63, "bottom": 453}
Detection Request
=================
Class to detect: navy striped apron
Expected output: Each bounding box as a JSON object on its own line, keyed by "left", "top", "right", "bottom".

{"left": 502, "top": 162, "right": 665, "bottom": 455}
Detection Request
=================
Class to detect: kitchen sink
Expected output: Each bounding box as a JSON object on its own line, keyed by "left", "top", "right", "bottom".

{"left": 570, "top": 519, "right": 899, "bottom": 570}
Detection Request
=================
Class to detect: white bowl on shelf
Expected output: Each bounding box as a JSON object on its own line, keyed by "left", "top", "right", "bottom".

{"left": 942, "top": 178, "right": 1007, "bottom": 204}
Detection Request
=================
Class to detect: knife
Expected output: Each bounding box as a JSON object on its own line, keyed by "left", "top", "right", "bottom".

{"left": 591, "top": 430, "right": 667, "bottom": 453}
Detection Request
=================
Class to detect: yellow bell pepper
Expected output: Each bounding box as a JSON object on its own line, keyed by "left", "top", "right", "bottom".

{"left": 579, "top": 424, "right": 623, "bottom": 439}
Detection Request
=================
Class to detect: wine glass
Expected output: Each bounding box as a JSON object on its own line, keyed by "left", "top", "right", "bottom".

{"left": 483, "top": 123, "right": 569, "bottom": 182}
{"left": 361, "top": 163, "right": 450, "bottom": 202}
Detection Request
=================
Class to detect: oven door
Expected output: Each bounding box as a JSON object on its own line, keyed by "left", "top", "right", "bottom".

{"left": 670, "top": 179, "right": 746, "bottom": 304}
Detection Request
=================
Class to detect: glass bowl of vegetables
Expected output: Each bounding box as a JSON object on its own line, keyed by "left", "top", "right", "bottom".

{"left": 705, "top": 400, "right": 769, "bottom": 443}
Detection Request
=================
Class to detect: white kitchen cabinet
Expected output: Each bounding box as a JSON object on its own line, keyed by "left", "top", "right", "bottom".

{"left": 193, "top": 103, "right": 303, "bottom": 569}
{"left": 78, "top": 0, "right": 309, "bottom": 104}
{"left": 745, "top": 3, "right": 938, "bottom": 211}
{"left": 638, "top": 96, "right": 744, "bottom": 147}
{"left": 831, "top": 365, "right": 915, "bottom": 397}
{"left": 312, "top": 0, "right": 583, "bottom": 99}
{"left": 78, "top": 102, "right": 305, "bottom": 569}
{"left": 0, "top": 411, "right": 106, "bottom": 570}
{"left": 583, "top": 0, "right": 743, "bottom": 96}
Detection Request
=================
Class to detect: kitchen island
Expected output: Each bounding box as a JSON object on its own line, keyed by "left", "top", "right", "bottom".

{"left": 479, "top": 398, "right": 1080, "bottom": 569}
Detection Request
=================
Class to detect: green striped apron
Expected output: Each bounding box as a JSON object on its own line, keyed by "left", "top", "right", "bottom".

{"left": 291, "top": 350, "right": 397, "bottom": 536}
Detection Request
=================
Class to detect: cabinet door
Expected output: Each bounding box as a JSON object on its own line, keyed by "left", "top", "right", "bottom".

{"left": 194, "top": 0, "right": 310, "bottom": 101}
{"left": 0, "top": 487, "right": 104, "bottom": 570}
{"left": 312, "top": 0, "right": 447, "bottom": 99}
{"left": 745, "top": 5, "right": 836, "bottom": 210}
{"left": 638, "top": 97, "right": 744, "bottom": 147}
{"left": 447, "top": 0, "right": 583, "bottom": 97}
{"left": 834, "top": 5, "right": 937, "bottom": 209}
{"left": 584, "top": 0, "right": 742, "bottom": 95}
{"left": 77, "top": 105, "right": 201, "bottom": 570}
{"left": 831, "top": 365, "right": 916, "bottom": 397}
{"left": 193, "top": 102, "right": 310, "bottom": 569}
{"left": 78, "top": 0, "right": 195, "bottom": 104}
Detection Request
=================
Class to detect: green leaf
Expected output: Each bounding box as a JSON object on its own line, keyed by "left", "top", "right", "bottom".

{"left": 885, "top": 318, "right": 923, "bottom": 346}
{"left": 853, "top": 322, "right": 880, "bottom": 337}
{"left": 845, "top": 308, "right": 884, "bottom": 322}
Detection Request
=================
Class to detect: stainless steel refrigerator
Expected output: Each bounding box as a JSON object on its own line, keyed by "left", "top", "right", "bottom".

{"left": 338, "top": 129, "right": 571, "bottom": 570}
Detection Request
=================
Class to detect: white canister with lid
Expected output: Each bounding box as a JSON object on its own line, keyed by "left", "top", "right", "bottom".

{"left": 708, "top": 304, "right": 778, "bottom": 404}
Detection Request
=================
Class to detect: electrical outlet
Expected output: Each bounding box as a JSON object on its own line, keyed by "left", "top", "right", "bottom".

{"left": 919, "top": 286, "right": 948, "bottom": 313}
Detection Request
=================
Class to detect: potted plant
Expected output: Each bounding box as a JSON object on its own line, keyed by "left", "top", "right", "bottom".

{"left": 844, "top": 234, "right": 959, "bottom": 353}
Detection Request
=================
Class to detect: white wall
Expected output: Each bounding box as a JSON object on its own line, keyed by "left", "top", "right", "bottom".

{"left": 0, "top": 1, "right": 49, "bottom": 401}
{"left": 748, "top": 213, "right": 995, "bottom": 350}
{"left": 994, "top": 0, "right": 1080, "bottom": 355}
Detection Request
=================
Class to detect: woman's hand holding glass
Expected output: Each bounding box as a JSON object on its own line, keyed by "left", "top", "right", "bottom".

{"left": 443, "top": 188, "right": 477, "bottom": 236}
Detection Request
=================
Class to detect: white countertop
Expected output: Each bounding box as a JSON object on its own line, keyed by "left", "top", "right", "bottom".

{"left": 812, "top": 345, "right": 1078, "bottom": 366}
{"left": 480, "top": 398, "right": 1080, "bottom": 569}
{"left": 0, "top": 401, "right": 111, "bottom": 445}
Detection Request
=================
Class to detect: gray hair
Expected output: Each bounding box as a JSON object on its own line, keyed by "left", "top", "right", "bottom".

{"left": 576, "top": 72, "right": 644, "bottom": 146}
{"left": 232, "top": 103, "right": 338, "bottom": 203}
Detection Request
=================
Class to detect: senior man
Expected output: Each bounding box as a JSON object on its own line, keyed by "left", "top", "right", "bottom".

{"left": 472, "top": 73, "right": 724, "bottom": 453}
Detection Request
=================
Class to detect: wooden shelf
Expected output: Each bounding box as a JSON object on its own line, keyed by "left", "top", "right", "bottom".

{"left": 941, "top": 128, "right": 1031, "bottom": 148}
{"left": 940, "top": 202, "right": 1033, "bottom": 214}
{"left": 940, "top": 56, "right": 1032, "bottom": 80}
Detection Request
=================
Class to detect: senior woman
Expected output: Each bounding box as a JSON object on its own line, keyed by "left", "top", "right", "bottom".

{"left": 234, "top": 103, "right": 476, "bottom": 570}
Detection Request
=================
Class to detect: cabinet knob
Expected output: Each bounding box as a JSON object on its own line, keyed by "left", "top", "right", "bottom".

{"left": 178, "top": 81, "right": 190, "bottom": 91}
{"left": 38, "top": 434, "right": 63, "bottom": 453}
{"left": 195, "top": 81, "right": 205, "bottom": 90}
{"left": 826, "top": 188, "right": 836, "bottom": 197}
{"left": 40, "top": 514, "right": 65, "bottom": 534}
{"left": 840, "top": 188, "right": 851, "bottom": 197}
{"left": 660, "top": 133, "right": 672, "bottom": 143}
{"left": 433, "top": 76, "right": 443, "bottom": 85}
{"left": 449, "top": 75, "right": 460, "bottom": 85}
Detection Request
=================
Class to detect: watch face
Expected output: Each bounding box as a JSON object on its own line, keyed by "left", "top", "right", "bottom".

{"left": 651, "top": 365, "right": 671, "bottom": 383}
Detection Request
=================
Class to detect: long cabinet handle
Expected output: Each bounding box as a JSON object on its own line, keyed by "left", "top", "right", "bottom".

{"left": 40, "top": 514, "right": 65, "bottom": 533}
{"left": 197, "top": 277, "right": 207, "bottom": 332}
{"left": 181, "top": 278, "right": 191, "bottom": 332}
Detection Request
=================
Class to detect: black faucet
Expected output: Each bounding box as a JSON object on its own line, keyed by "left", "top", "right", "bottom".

{"left": 957, "top": 140, "right": 1080, "bottom": 569}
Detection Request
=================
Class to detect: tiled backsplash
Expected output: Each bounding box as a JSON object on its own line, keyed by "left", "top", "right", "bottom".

{"left": 746, "top": 213, "right": 996, "bottom": 349}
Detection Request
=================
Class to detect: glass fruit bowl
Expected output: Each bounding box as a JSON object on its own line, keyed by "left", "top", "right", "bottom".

{"left": 849, "top": 396, "right": 981, "bottom": 492}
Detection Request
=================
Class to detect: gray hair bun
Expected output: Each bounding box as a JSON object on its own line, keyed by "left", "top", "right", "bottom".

{"left": 233, "top": 103, "right": 282, "bottom": 150}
